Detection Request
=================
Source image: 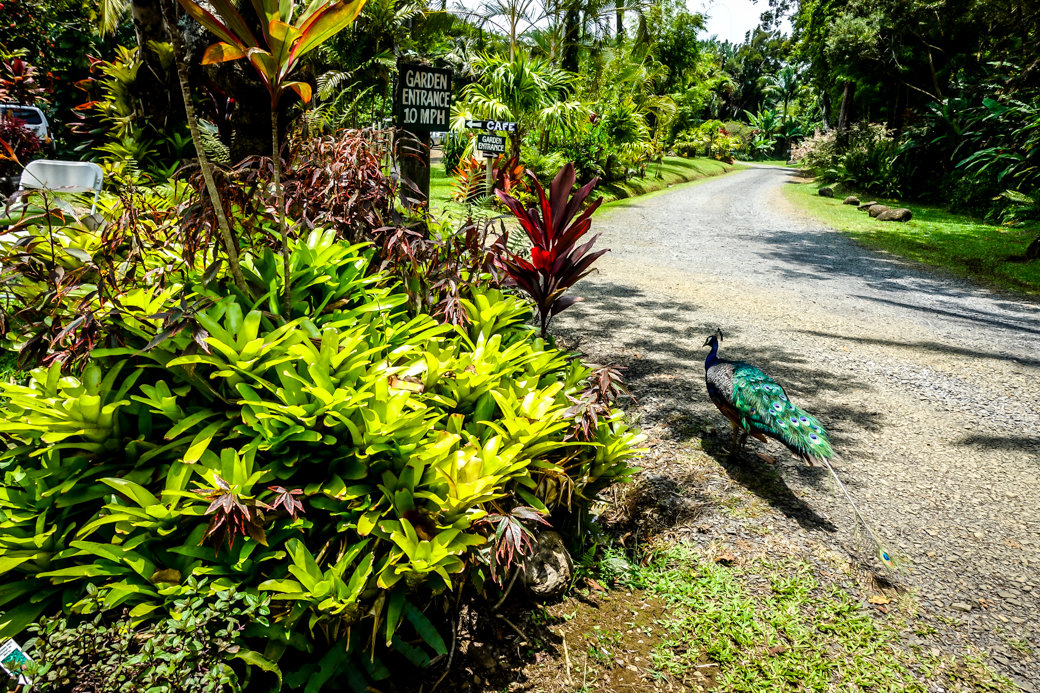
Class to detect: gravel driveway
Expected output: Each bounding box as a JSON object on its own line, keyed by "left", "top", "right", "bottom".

{"left": 554, "top": 164, "right": 1040, "bottom": 689}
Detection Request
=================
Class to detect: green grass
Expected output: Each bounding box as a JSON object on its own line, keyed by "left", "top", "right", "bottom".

{"left": 428, "top": 156, "right": 743, "bottom": 219}
{"left": 428, "top": 163, "right": 459, "bottom": 217}
{"left": 621, "top": 545, "right": 1015, "bottom": 692}
{"left": 595, "top": 157, "right": 741, "bottom": 204}
{"left": 784, "top": 180, "right": 1040, "bottom": 295}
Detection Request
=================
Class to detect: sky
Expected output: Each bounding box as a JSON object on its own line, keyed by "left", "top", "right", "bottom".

{"left": 452, "top": 0, "right": 788, "bottom": 46}
{"left": 697, "top": 0, "right": 768, "bottom": 44}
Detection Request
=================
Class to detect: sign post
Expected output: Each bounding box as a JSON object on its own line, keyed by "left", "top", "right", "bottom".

{"left": 475, "top": 133, "right": 508, "bottom": 196}
{"left": 467, "top": 120, "right": 515, "bottom": 198}
{"left": 395, "top": 62, "right": 452, "bottom": 208}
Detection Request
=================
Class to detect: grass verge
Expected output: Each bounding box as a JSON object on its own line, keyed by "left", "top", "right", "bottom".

{"left": 783, "top": 179, "right": 1040, "bottom": 295}
{"left": 595, "top": 157, "right": 741, "bottom": 204}
{"left": 429, "top": 156, "right": 743, "bottom": 219}
{"left": 606, "top": 544, "right": 1015, "bottom": 692}
{"left": 740, "top": 158, "right": 790, "bottom": 167}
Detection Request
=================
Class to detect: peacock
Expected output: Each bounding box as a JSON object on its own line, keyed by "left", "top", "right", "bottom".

{"left": 702, "top": 330, "right": 893, "bottom": 569}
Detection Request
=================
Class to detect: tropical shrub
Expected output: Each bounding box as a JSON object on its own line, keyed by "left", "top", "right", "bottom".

{"left": 949, "top": 95, "right": 1040, "bottom": 217}
{"left": 496, "top": 163, "right": 607, "bottom": 337}
{"left": 792, "top": 123, "right": 906, "bottom": 196}
{"left": 442, "top": 131, "right": 469, "bottom": 176}
{"left": 70, "top": 45, "right": 190, "bottom": 183}
{"left": 0, "top": 230, "right": 643, "bottom": 690}
{"left": 0, "top": 181, "right": 189, "bottom": 369}
{"left": 674, "top": 120, "right": 741, "bottom": 161}
{"left": 24, "top": 581, "right": 270, "bottom": 692}
{"left": 556, "top": 128, "right": 607, "bottom": 184}
{"left": 523, "top": 149, "right": 571, "bottom": 185}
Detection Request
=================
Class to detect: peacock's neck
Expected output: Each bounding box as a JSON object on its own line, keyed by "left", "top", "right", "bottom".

{"left": 704, "top": 342, "right": 719, "bottom": 370}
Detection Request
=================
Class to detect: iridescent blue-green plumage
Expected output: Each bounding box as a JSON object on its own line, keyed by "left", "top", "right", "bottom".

{"left": 728, "top": 362, "right": 834, "bottom": 461}
{"left": 702, "top": 332, "right": 893, "bottom": 569}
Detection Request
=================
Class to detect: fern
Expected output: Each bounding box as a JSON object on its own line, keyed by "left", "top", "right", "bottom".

{"left": 198, "top": 120, "right": 230, "bottom": 165}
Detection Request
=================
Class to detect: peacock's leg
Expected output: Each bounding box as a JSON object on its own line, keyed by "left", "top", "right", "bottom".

{"left": 738, "top": 430, "right": 749, "bottom": 449}
{"left": 728, "top": 421, "right": 740, "bottom": 455}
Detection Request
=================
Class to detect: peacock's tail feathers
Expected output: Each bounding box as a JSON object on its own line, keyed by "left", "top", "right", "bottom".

{"left": 821, "top": 454, "right": 895, "bottom": 571}
{"left": 730, "top": 363, "right": 834, "bottom": 460}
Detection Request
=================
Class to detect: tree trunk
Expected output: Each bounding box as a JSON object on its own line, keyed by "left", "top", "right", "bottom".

{"left": 836, "top": 80, "right": 853, "bottom": 151}
{"left": 271, "top": 108, "right": 292, "bottom": 316}
{"left": 615, "top": 0, "right": 624, "bottom": 39}
{"left": 562, "top": 7, "right": 581, "bottom": 73}
{"left": 819, "top": 91, "right": 831, "bottom": 130}
{"left": 161, "top": 0, "right": 248, "bottom": 293}
{"left": 510, "top": 128, "right": 523, "bottom": 163}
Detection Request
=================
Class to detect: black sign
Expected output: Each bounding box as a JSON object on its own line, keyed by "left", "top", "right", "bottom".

{"left": 476, "top": 134, "right": 507, "bottom": 157}
{"left": 465, "top": 119, "right": 518, "bottom": 133}
{"left": 396, "top": 63, "right": 452, "bottom": 132}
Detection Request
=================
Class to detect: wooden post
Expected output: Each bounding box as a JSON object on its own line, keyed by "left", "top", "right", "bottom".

{"left": 398, "top": 130, "right": 432, "bottom": 210}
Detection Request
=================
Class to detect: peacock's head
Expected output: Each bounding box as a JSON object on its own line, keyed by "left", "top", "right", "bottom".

{"left": 703, "top": 328, "right": 724, "bottom": 349}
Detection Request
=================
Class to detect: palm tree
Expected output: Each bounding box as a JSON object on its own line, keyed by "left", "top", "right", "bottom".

{"left": 763, "top": 64, "right": 800, "bottom": 155}
{"left": 461, "top": 52, "right": 587, "bottom": 160}
{"left": 455, "top": 0, "right": 545, "bottom": 60}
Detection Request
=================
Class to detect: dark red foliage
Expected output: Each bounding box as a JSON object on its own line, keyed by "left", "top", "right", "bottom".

{"left": 0, "top": 57, "right": 49, "bottom": 106}
{"left": 565, "top": 364, "right": 634, "bottom": 441}
{"left": 491, "top": 155, "right": 527, "bottom": 197}
{"left": 197, "top": 475, "right": 271, "bottom": 550}
{"left": 376, "top": 214, "right": 508, "bottom": 325}
{"left": 278, "top": 129, "right": 398, "bottom": 242}
{"left": 495, "top": 162, "right": 607, "bottom": 337}
{"left": 475, "top": 506, "right": 552, "bottom": 585}
{"left": 178, "top": 160, "right": 262, "bottom": 265}
{"left": 0, "top": 117, "right": 41, "bottom": 176}
{"left": 266, "top": 486, "right": 305, "bottom": 519}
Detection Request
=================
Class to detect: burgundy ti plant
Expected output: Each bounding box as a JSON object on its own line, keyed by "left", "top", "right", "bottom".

{"left": 495, "top": 162, "right": 607, "bottom": 337}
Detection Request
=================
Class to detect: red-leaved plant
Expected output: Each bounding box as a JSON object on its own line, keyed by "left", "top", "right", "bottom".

{"left": 495, "top": 162, "right": 607, "bottom": 337}
{"left": 475, "top": 505, "right": 552, "bottom": 586}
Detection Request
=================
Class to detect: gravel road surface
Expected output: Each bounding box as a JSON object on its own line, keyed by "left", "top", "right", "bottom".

{"left": 555, "top": 164, "right": 1040, "bottom": 689}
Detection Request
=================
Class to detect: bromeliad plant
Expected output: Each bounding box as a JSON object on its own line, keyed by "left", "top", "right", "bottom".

{"left": 0, "top": 230, "right": 643, "bottom": 690}
{"left": 496, "top": 162, "right": 607, "bottom": 337}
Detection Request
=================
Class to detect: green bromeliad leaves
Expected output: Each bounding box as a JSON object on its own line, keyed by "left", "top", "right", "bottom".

{"left": 0, "top": 230, "right": 645, "bottom": 682}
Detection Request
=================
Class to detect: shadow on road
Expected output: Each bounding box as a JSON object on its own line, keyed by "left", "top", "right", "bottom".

{"left": 555, "top": 277, "right": 885, "bottom": 534}
{"left": 796, "top": 329, "right": 1040, "bottom": 368}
